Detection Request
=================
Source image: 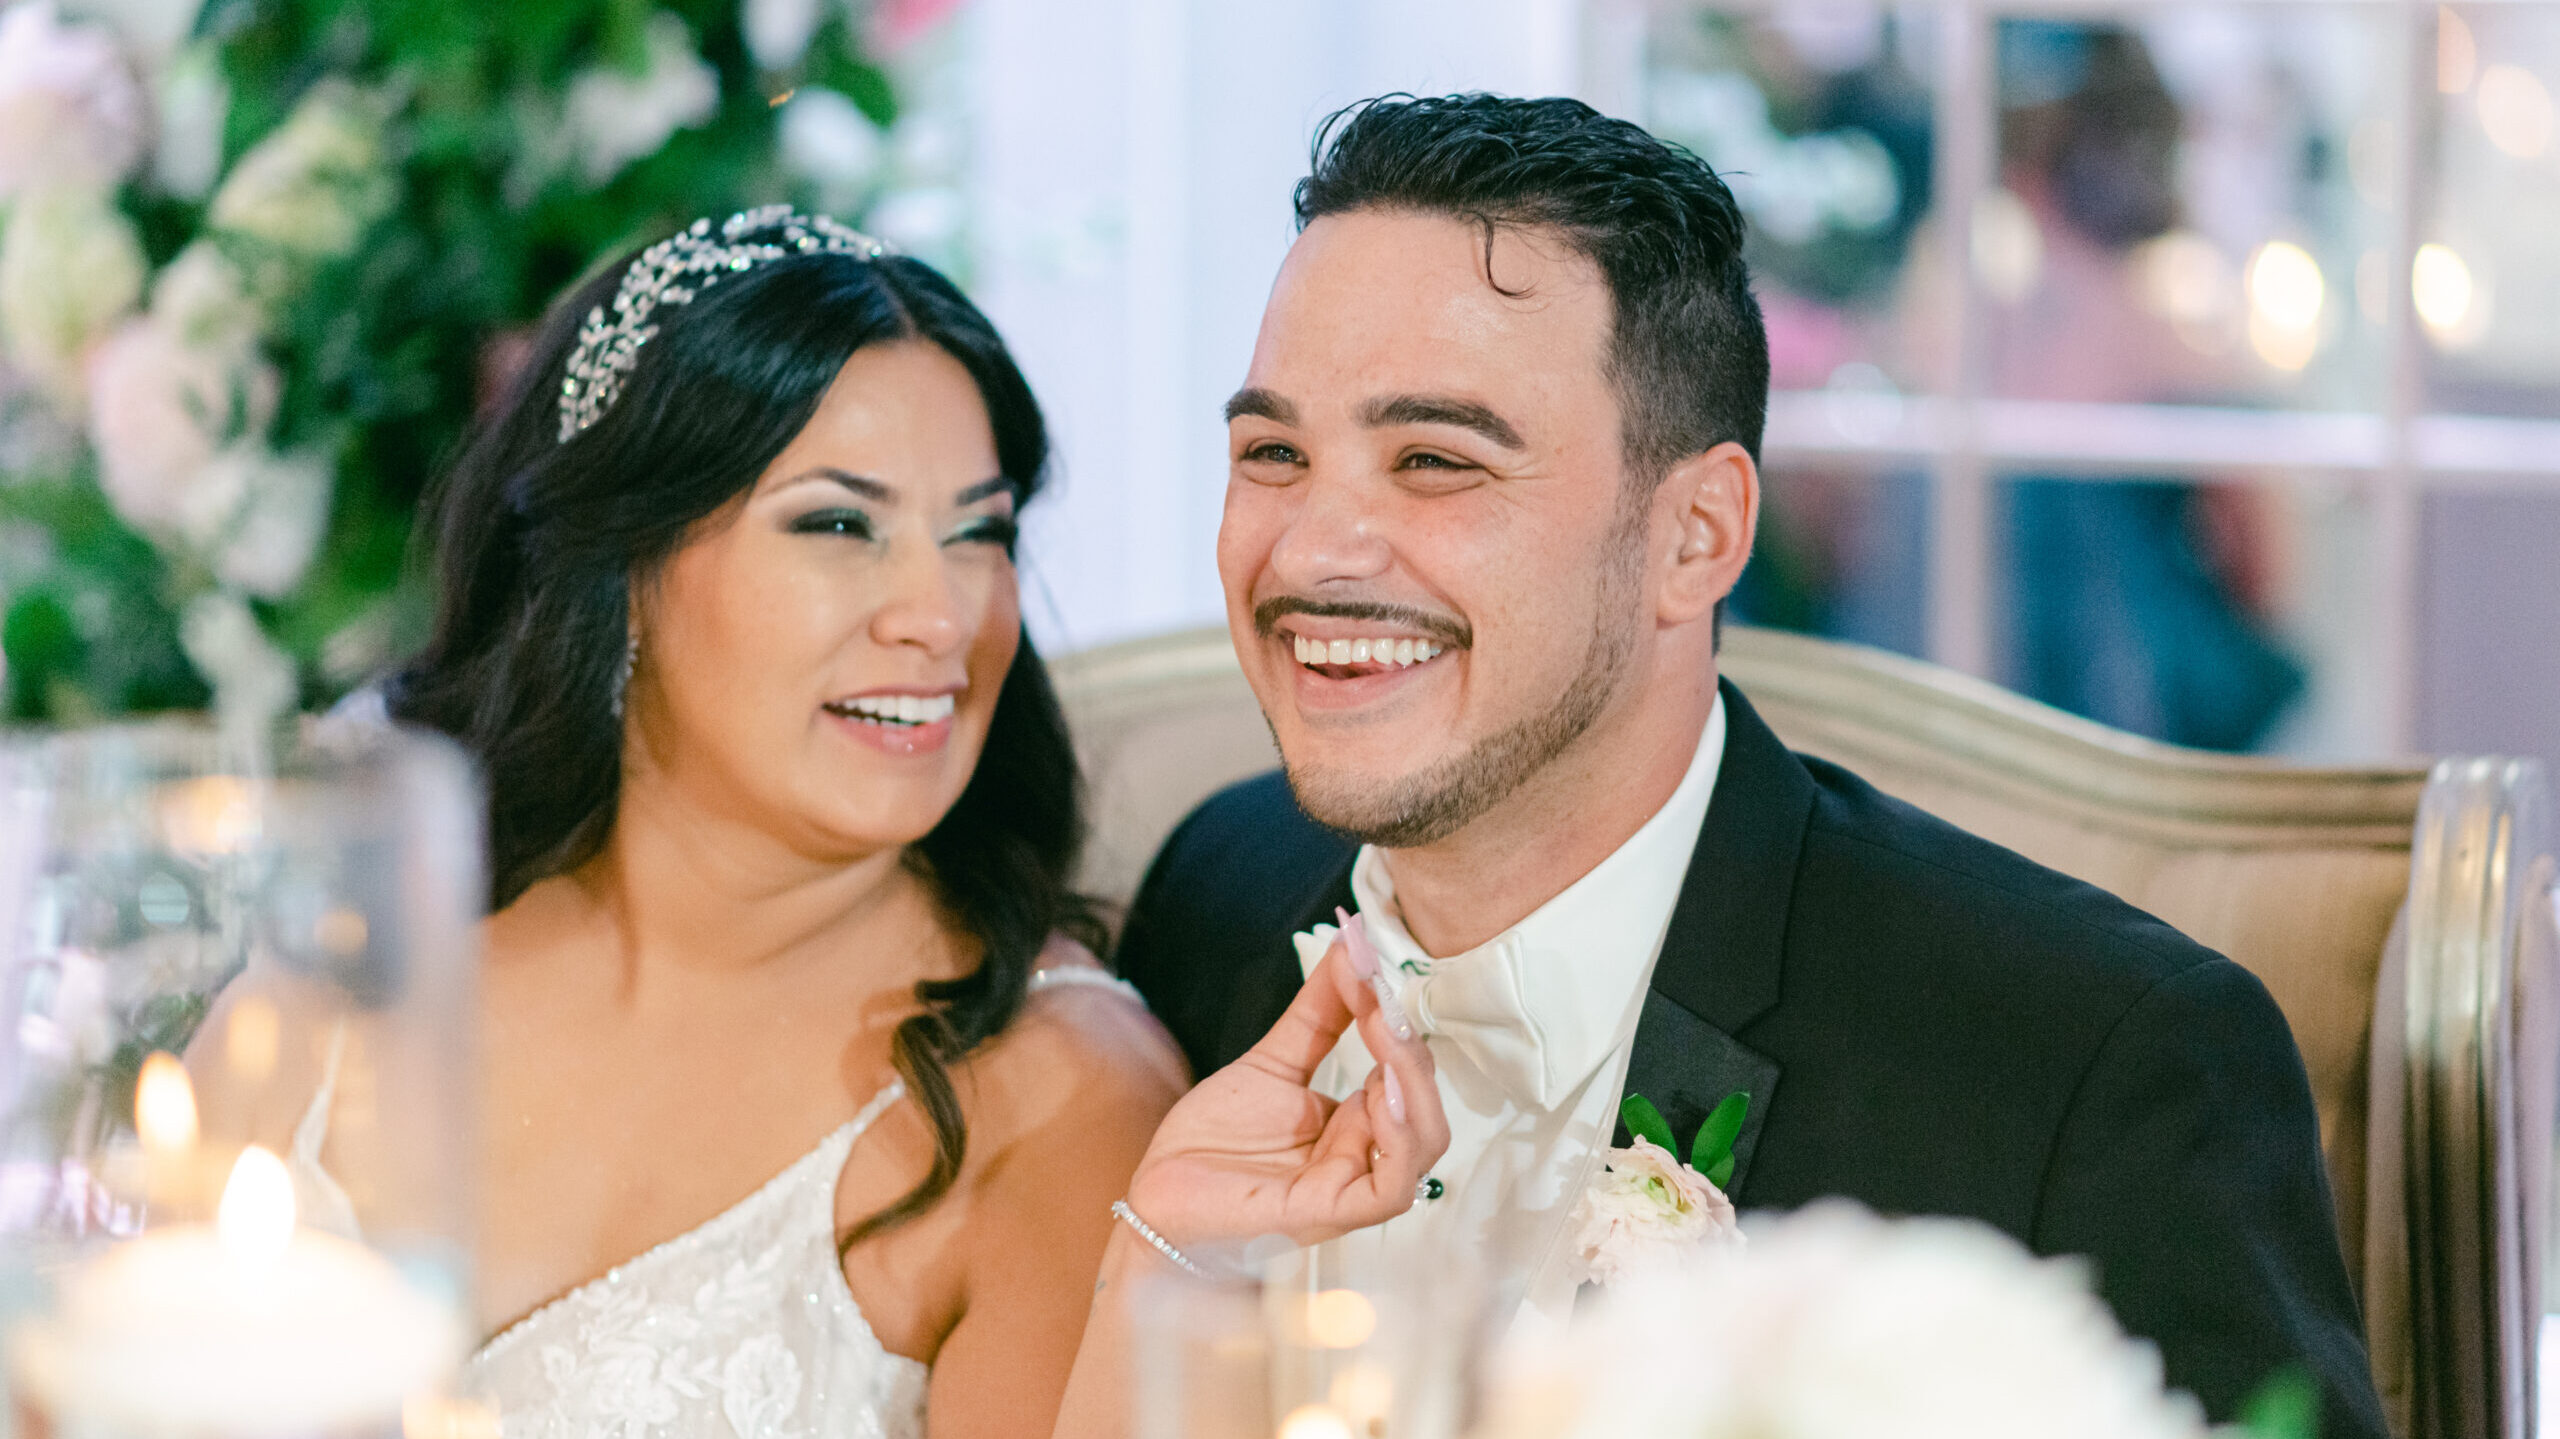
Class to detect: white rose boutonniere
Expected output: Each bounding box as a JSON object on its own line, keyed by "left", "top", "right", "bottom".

{"left": 1568, "top": 1091, "right": 1748, "bottom": 1286}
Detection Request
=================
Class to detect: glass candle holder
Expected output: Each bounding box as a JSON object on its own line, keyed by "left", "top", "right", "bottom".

{"left": 1131, "top": 1236, "right": 1489, "bottom": 1439}
{"left": 0, "top": 721, "right": 483, "bottom": 1438}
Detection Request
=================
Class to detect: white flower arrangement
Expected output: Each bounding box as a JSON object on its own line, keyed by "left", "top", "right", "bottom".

{"left": 1486, "top": 1201, "right": 2223, "bottom": 1439}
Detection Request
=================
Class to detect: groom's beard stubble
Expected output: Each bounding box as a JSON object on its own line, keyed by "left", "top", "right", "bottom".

{"left": 1272, "top": 514, "right": 1648, "bottom": 851}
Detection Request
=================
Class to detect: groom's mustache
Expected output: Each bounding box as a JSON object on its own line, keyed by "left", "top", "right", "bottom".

{"left": 1252, "top": 597, "right": 1472, "bottom": 651}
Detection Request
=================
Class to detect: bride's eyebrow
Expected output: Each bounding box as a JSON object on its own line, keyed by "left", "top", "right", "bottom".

{"left": 781, "top": 467, "right": 893, "bottom": 503}
{"left": 953, "top": 476, "right": 1015, "bottom": 507}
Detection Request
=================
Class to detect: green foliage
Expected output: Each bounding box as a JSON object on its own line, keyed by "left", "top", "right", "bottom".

{"left": 2235, "top": 1365, "right": 2320, "bottom": 1439}
{"left": 1, "top": 0, "right": 908, "bottom": 719}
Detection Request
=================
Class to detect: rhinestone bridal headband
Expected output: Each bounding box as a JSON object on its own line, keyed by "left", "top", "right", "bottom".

{"left": 556, "top": 204, "right": 891, "bottom": 443}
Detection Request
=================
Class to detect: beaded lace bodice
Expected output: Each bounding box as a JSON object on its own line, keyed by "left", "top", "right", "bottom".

{"left": 461, "top": 1080, "right": 924, "bottom": 1439}
{"left": 447, "top": 966, "right": 1145, "bottom": 1438}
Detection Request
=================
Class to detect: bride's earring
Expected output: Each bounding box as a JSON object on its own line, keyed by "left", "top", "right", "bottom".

{"left": 611, "top": 631, "right": 639, "bottom": 720}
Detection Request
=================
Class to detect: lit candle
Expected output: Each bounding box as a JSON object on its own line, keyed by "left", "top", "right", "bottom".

{"left": 134, "top": 1051, "right": 200, "bottom": 1209}
{"left": 9, "top": 1145, "right": 466, "bottom": 1434}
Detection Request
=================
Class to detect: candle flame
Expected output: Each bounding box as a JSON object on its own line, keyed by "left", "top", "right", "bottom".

{"left": 217, "top": 1145, "right": 297, "bottom": 1266}
{"left": 162, "top": 776, "right": 262, "bottom": 858}
{"left": 135, "top": 1052, "right": 198, "bottom": 1155}
{"left": 1300, "top": 1289, "right": 1377, "bottom": 1349}
{"left": 1277, "top": 1404, "right": 1353, "bottom": 1439}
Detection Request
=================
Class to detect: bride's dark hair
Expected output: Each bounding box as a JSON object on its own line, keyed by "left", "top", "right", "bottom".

{"left": 389, "top": 236, "right": 1101, "bottom": 1245}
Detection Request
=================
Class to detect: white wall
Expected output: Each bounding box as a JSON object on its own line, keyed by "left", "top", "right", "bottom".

{"left": 964, "top": 0, "right": 1605, "bottom": 653}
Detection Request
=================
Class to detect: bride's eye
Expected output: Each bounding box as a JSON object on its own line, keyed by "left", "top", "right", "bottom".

{"left": 946, "top": 515, "right": 1019, "bottom": 556}
{"left": 790, "top": 508, "right": 877, "bottom": 540}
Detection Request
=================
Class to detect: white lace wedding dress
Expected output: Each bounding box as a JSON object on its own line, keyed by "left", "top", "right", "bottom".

{"left": 459, "top": 1077, "right": 925, "bottom": 1439}
{"left": 295, "top": 965, "right": 1143, "bottom": 1439}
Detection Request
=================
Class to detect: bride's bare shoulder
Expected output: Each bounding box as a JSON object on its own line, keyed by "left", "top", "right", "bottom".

{"left": 965, "top": 935, "right": 1187, "bottom": 1153}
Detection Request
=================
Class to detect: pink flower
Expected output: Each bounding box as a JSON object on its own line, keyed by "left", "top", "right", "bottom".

{"left": 1568, "top": 1136, "right": 1739, "bottom": 1286}
{"left": 0, "top": 3, "right": 146, "bottom": 199}
{"left": 85, "top": 315, "right": 277, "bottom": 533}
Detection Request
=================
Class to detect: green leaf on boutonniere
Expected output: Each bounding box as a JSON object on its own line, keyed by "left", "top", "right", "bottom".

{"left": 1619, "top": 1090, "right": 1752, "bottom": 1189}
{"left": 2235, "top": 1363, "right": 2318, "bottom": 1439}
{"left": 1620, "top": 1093, "right": 1676, "bottom": 1154}
{"left": 1692, "top": 1090, "right": 1750, "bottom": 1187}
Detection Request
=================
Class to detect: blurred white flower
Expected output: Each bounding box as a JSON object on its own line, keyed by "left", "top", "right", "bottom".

{"left": 1486, "top": 1202, "right": 2210, "bottom": 1439}
{"left": 742, "top": 0, "right": 821, "bottom": 71}
{"left": 61, "top": 0, "right": 206, "bottom": 66}
{"left": 890, "top": 112, "right": 963, "bottom": 180}
{"left": 207, "top": 79, "right": 394, "bottom": 262}
{"left": 180, "top": 589, "right": 294, "bottom": 728}
{"left": 150, "top": 241, "right": 260, "bottom": 352}
{"left": 180, "top": 443, "right": 329, "bottom": 597}
{"left": 85, "top": 314, "right": 277, "bottom": 533}
{"left": 867, "top": 186, "right": 963, "bottom": 252}
{"left": 0, "top": 1, "right": 147, "bottom": 198}
{"left": 1567, "top": 1137, "right": 1740, "bottom": 1287}
{"left": 149, "top": 41, "right": 227, "bottom": 198}
{"left": 779, "top": 87, "right": 882, "bottom": 197}
{"left": 562, "top": 13, "right": 718, "bottom": 185}
{"left": 0, "top": 185, "right": 145, "bottom": 404}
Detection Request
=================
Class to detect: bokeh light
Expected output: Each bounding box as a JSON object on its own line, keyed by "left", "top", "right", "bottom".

{"left": 2478, "top": 63, "right": 2556, "bottom": 158}
{"left": 2245, "top": 240, "right": 2326, "bottom": 369}
{"left": 2440, "top": 6, "right": 2479, "bottom": 94}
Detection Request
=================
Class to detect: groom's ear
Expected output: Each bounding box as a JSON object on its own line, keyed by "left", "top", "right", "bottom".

{"left": 1653, "top": 441, "right": 1759, "bottom": 628}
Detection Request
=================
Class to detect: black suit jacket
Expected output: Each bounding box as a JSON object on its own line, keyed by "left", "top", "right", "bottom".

{"left": 1116, "top": 681, "right": 2387, "bottom": 1437}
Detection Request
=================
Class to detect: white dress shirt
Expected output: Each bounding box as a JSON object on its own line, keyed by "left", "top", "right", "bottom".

{"left": 1292, "top": 697, "right": 1727, "bottom": 1325}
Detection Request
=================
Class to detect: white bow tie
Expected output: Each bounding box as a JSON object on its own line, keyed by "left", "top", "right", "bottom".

{"left": 1298, "top": 919, "right": 1561, "bottom": 1108}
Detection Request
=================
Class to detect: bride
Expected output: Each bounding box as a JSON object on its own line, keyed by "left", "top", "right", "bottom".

{"left": 387, "top": 208, "right": 1446, "bottom": 1437}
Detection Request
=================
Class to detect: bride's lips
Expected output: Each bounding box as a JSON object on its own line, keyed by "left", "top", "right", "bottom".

{"left": 822, "top": 686, "right": 962, "bottom": 756}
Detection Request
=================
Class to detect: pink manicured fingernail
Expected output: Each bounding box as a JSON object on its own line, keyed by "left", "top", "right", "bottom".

{"left": 1382, "top": 1063, "right": 1407, "bottom": 1123}
{"left": 1337, "top": 908, "right": 1418, "bottom": 1041}
{"left": 1336, "top": 907, "right": 1377, "bottom": 979}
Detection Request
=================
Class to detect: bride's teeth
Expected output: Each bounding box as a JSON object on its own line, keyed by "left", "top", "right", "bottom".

{"left": 836, "top": 693, "right": 954, "bottom": 724}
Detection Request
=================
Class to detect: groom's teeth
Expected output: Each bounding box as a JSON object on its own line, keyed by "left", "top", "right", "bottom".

{"left": 1291, "top": 636, "right": 1448, "bottom": 670}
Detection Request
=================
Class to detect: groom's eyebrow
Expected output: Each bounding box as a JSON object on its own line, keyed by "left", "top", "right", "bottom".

{"left": 1225, "top": 387, "right": 1298, "bottom": 424}
{"left": 1360, "top": 394, "right": 1525, "bottom": 450}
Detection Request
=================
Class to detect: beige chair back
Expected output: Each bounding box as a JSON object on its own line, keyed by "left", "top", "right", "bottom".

{"left": 1050, "top": 624, "right": 2558, "bottom": 1439}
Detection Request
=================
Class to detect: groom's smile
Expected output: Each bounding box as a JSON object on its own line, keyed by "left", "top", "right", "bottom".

{"left": 1217, "top": 207, "right": 1655, "bottom": 849}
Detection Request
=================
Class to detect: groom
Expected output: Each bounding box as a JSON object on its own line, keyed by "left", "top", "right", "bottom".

{"left": 1114, "top": 94, "right": 2387, "bottom": 1436}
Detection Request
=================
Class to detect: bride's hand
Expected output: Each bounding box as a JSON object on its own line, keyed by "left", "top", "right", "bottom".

{"left": 1121, "top": 925, "right": 1449, "bottom": 1261}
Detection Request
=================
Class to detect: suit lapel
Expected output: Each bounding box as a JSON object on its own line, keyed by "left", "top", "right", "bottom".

{"left": 1219, "top": 859, "right": 1356, "bottom": 1069}
{"left": 1617, "top": 680, "right": 1817, "bottom": 1201}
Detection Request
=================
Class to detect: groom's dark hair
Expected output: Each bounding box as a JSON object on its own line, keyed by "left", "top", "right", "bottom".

{"left": 1296, "top": 93, "right": 1769, "bottom": 484}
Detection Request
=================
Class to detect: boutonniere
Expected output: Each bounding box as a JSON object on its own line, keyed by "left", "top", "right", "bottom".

{"left": 1567, "top": 1091, "right": 1748, "bottom": 1286}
